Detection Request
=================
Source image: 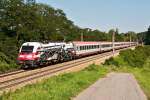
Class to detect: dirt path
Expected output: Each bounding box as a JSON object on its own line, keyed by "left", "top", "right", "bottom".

{"left": 74, "top": 73, "right": 147, "bottom": 100}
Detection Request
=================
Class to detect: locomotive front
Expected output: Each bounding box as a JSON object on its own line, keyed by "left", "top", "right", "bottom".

{"left": 17, "top": 42, "right": 41, "bottom": 68}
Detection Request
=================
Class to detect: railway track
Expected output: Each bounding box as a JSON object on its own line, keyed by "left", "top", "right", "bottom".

{"left": 0, "top": 47, "right": 133, "bottom": 92}
{"left": 0, "top": 70, "right": 26, "bottom": 78}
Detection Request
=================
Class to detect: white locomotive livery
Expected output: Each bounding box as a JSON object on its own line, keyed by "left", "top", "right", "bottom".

{"left": 17, "top": 41, "right": 136, "bottom": 68}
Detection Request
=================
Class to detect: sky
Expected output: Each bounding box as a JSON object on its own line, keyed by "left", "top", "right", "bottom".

{"left": 37, "top": 0, "right": 150, "bottom": 33}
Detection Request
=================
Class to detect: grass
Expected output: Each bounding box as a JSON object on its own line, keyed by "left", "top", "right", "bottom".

{"left": 132, "top": 69, "right": 150, "bottom": 100}
{"left": 1, "top": 64, "right": 108, "bottom": 100}
{"left": 1, "top": 65, "right": 150, "bottom": 100}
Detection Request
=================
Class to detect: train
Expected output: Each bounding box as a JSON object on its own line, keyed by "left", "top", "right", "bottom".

{"left": 17, "top": 41, "right": 137, "bottom": 68}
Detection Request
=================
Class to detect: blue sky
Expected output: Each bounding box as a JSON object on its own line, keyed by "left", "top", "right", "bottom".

{"left": 37, "top": 0, "right": 150, "bottom": 33}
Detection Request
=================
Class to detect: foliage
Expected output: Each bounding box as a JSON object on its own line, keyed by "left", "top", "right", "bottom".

{"left": 137, "top": 26, "right": 150, "bottom": 45}
{"left": 2, "top": 64, "right": 108, "bottom": 100}
{"left": 105, "top": 46, "right": 150, "bottom": 68}
{"left": 145, "top": 26, "right": 150, "bottom": 45}
{"left": 0, "top": 52, "right": 18, "bottom": 73}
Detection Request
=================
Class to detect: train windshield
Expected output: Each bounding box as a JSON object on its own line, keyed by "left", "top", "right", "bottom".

{"left": 21, "top": 46, "right": 34, "bottom": 53}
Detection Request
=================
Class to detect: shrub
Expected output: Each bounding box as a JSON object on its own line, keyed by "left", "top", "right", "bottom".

{"left": 0, "top": 52, "right": 18, "bottom": 73}
{"left": 105, "top": 46, "right": 150, "bottom": 68}
{"left": 104, "top": 57, "right": 119, "bottom": 66}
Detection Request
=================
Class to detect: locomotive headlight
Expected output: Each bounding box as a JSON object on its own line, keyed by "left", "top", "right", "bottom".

{"left": 19, "top": 55, "right": 24, "bottom": 58}
{"left": 27, "top": 55, "right": 32, "bottom": 58}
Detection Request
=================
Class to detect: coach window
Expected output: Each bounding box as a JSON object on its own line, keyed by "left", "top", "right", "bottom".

{"left": 90, "top": 45, "right": 92, "bottom": 49}
{"left": 102, "top": 44, "right": 107, "bottom": 48}
{"left": 86, "top": 46, "right": 88, "bottom": 50}
{"left": 83, "top": 46, "right": 85, "bottom": 50}
{"left": 85, "top": 46, "right": 87, "bottom": 50}
{"left": 82, "top": 46, "right": 84, "bottom": 50}
{"left": 92, "top": 45, "right": 94, "bottom": 49}
{"left": 93, "top": 45, "right": 95, "bottom": 49}
{"left": 80, "top": 46, "right": 82, "bottom": 50}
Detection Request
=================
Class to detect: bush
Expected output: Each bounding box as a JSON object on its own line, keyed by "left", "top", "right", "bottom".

{"left": 105, "top": 46, "right": 150, "bottom": 68}
{"left": 0, "top": 52, "right": 18, "bottom": 73}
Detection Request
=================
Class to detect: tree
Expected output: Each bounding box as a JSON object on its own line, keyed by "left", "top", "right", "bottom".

{"left": 145, "top": 26, "right": 150, "bottom": 45}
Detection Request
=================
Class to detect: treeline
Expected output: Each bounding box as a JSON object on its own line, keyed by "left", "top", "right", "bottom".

{"left": 105, "top": 46, "right": 150, "bottom": 68}
{"left": 0, "top": 0, "right": 137, "bottom": 42}
{"left": 0, "top": 0, "right": 137, "bottom": 72}
{"left": 137, "top": 26, "right": 150, "bottom": 45}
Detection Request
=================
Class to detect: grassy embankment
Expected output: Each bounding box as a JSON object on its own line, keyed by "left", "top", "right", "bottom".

{"left": 0, "top": 52, "right": 18, "bottom": 74}
{"left": 1, "top": 46, "right": 150, "bottom": 100}
{"left": 1, "top": 64, "right": 108, "bottom": 100}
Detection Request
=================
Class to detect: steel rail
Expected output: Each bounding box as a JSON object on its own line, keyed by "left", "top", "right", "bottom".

{"left": 0, "top": 70, "right": 26, "bottom": 78}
